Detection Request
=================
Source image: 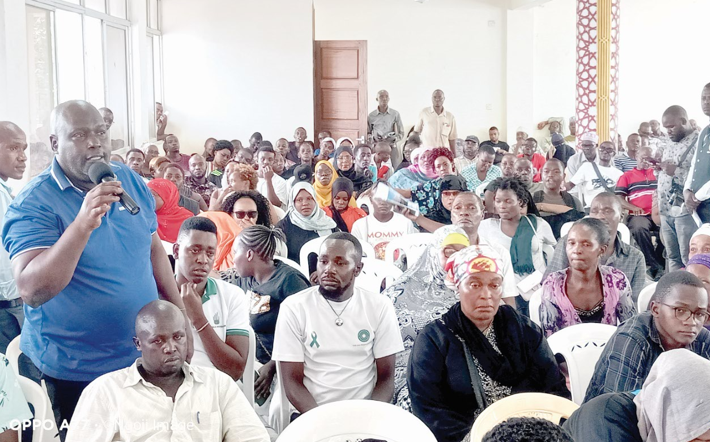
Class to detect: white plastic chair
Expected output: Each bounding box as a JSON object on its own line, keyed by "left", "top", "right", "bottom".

{"left": 528, "top": 287, "right": 543, "bottom": 326}
{"left": 469, "top": 393, "right": 579, "bottom": 442}
{"left": 274, "top": 256, "right": 309, "bottom": 279}
{"left": 560, "top": 220, "right": 630, "bottom": 244}
{"left": 299, "top": 236, "right": 376, "bottom": 275}
{"left": 383, "top": 233, "right": 434, "bottom": 268}
{"left": 17, "top": 376, "right": 60, "bottom": 441}
{"left": 239, "top": 327, "right": 256, "bottom": 408}
{"left": 6, "top": 335, "right": 21, "bottom": 376}
{"left": 356, "top": 258, "right": 404, "bottom": 293}
{"left": 546, "top": 323, "right": 618, "bottom": 404}
{"left": 637, "top": 282, "right": 657, "bottom": 313}
{"left": 277, "top": 399, "right": 437, "bottom": 442}
{"left": 272, "top": 361, "right": 292, "bottom": 434}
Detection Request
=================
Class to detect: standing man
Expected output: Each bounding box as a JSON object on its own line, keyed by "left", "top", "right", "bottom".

{"left": 273, "top": 233, "right": 403, "bottom": 412}
{"left": 480, "top": 126, "right": 510, "bottom": 165}
{"left": 656, "top": 105, "right": 700, "bottom": 271}
{"left": 413, "top": 89, "right": 458, "bottom": 153}
{"left": 614, "top": 133, "right": 641, "bottom": 172}
{"left": 684, "top": 83, "right": 710, "bottom": 224}
{"left": 368, "top": 90, "right": 404, "bottom": 143}
{"left": 98, "top": 107, "right": 124, "bottom": 151}
{"left": 185, "top": 154, "right": 217, "bottom": 206}
{"left": 565, "top": 116, "right": 577, "bottom": 147}
{"left": 156, "top": 101, "right": 168, "bottom": 141}
{"left": 1, "top": 101, "right": 185, "bottom": 432}
{"left": 0, "top": 122, "right": 27, "bottom": 356}
{"left": 163, "top": 134, "right": 191, "bottom": 176}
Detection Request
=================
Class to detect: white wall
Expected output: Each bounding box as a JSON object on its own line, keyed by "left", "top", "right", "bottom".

{"left": 315, "top": 0, "right": 507, "bottom": 143}
{"left": 618, "top": 0, "right": 710, "bottom": 136}
{"left": 161, "top": 0, "right": 314, "bottom": 153}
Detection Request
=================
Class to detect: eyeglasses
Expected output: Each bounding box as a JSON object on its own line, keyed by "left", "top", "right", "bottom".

{"left": 660, "top": 303, "right": 710, "bottom": 323}
{"left": 233, "top": 210, "right": 258, "bottom": 220}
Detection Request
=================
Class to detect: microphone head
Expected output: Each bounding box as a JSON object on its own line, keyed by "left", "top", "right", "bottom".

{"left": 88, "top": 161, "right": 115, "bottom": 184}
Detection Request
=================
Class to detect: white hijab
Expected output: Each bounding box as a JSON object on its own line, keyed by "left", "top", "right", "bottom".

{"left": 288, "top": 181, "right": 337, "bottom": 236}
{"left": 634, "top": 349, "right": 710, "bottom": 442}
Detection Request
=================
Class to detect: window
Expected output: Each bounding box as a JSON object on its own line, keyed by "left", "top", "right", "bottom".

{"left": 25, "top": 0, "right": 137, "bottom": 177}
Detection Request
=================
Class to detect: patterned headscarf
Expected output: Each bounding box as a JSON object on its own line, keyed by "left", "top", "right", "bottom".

{"left": 445, "top": 244, "right": 505, "bottom": 287}
{"left": 687, "top": 252, "right": 710, "bottom": 270}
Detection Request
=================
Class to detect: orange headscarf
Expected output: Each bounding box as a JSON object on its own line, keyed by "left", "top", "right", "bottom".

{"left": 147, "top": 178, "right": 193, "bottom": 243}
{"left": 198, "top": 211, "right": 242, "bottom": 271}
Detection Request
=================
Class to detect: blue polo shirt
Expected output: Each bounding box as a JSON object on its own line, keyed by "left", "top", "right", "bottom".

{"left": 1, "top": 159, "right": 159, "bottom": 381}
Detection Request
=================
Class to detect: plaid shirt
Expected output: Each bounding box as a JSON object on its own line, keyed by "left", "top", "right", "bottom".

{"left": 542, "top": 232, "right": 646, "bottom": 302}
{"left": 583, "top": 312, "right": 710, "bottom": 402}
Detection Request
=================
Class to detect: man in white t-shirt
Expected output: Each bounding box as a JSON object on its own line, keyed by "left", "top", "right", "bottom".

{"left": 272, "top": 233, "right": 404, "bottom": 413}
{"left": 174, "top": 217, "right": 250, "bottom": 380}
{"left": 351, "top": 187, "right": 418, "bottom": 259}
{"left": 256, "top": 146, "right": 288, "bottom": 208}
{"left": 567, "top": 141, "right": 623, "bottom": 208}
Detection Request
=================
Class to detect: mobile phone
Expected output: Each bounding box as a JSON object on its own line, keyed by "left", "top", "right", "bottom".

{"left": 646, "top": 158, "right": 659, "bottom": 165}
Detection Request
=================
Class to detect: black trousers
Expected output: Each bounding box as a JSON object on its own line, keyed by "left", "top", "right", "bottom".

{"left": 40, "top": 371, "right": 91, "bottom": 441}
{"left": 627, "top": 215, "right": 664, "bottom": 272}
{"left": 697, "top": 199, "right": 710, "bottom": 224}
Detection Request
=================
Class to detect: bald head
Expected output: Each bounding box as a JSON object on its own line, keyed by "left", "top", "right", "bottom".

{"left": 135, "top": 300, "right": 185, "bottom": 338}
{"left": 0, "top": 122, "right": 28, "bottom": 181}
{"left": 432, "top": 89, "right": 445, "bottom": 109}
{"left": 662, "top": 105, "right": 692, "bottom": 142}
{"left": 51, "top": 100, "right": 105, "bottom": 136}
{"left": 98, "top": 107, "right": 114, "bottom": 129}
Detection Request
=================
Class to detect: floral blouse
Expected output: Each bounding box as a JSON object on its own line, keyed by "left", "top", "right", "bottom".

{"left": 411, "top": 178, "right": 443, "bottom": 216}
{"left": 539, "top": 265, "right": 636, "bottom": 337}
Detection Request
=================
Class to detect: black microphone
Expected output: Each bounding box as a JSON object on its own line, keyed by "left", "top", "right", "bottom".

{"left": 88, "top": 162, "right": 141, "bottom": 215}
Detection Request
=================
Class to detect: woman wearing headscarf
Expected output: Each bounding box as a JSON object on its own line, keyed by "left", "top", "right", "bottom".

{"left": 147, "top": 178, "right": 194, "bottom": 243}
{"left": 275, "top": 182, "right": 339, "bottom": 265}
{"left": 336, "top": 137, "right": 354, "bottom": 148}
{"left": 388, "top": 147, "right": 432, "bottom": 189}
{"left": 323, "top": 177, "right": 367, "bottom": 232}
{"left": 383, "top": 226, "right": 470, "bottom": 412}
{"left": 563, "top": 349, "right": 710, "bottom": 442}
{"left": 540, "top": 218, "right": 635, "bottom": 337}
{"left": 424, "top": 175, "right": 468, "bottom": 225}
{"left": 408, "top": 245, "right": 568, "bottom": 442}
{"left": 313, "top": 160, "right": 337, "bottom": 207}
{"left": 198, "top": 211, "right": 242, "bottom": 271}
{"left": 334, "top": 145, "right": 373, "bottom": 196}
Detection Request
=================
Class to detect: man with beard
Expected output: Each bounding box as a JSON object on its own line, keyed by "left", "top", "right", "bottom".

{"left": 185, "top": 154, "right": 216, "bottom": 206}
{"left": 272, "top": 232, "right": 403, "bottom": 413}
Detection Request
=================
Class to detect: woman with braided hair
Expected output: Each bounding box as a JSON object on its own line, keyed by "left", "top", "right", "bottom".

{"left": 219, "top": 225, "right": 311, "bottom": 404}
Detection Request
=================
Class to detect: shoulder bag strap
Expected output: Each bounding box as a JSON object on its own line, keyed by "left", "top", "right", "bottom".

{"left": 591, "top": 162, "right": 614, "bottom": 193}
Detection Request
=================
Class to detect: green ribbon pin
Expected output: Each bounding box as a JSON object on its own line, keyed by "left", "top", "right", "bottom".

{"left": 310, "top": 332, "right": 320, "bottom": 348}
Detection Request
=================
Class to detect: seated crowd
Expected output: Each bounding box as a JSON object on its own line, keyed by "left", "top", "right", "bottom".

{"left": 1, "top": 83, "right": 710, "bottom": 442}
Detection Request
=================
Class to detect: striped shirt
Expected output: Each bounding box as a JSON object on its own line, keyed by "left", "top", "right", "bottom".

{"left": 615, "top": 168, "right": 657, "bottom": 214}
{"left": 613, "top": 154, "right": 637, "bottom": 173}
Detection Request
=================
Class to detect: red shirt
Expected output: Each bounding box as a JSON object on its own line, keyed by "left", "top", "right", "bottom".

{"left": 615, "top": 168, "right": 657, "bottom": 214}
{"left": 518, "top": 153, "right": 546, "bottom": 182}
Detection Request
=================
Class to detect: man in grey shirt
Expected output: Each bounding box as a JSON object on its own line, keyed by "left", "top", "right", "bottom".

{"left": 368, "top": 90, "right": 404, "bottom": 143}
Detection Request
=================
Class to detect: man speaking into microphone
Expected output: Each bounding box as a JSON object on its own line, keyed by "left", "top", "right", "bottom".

{"left": 1, "top": 100, "right": 185, "bottom": 434}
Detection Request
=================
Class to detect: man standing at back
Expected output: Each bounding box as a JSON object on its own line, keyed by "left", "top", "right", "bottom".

{"left": 368, "top": 90, "right": 404, "bottom": 143}
{"left": 0, "top": 122, "right": 27, "bottom": 356}
{"left": 1, "top": 100, "right": 184, "bottom": 432}
{"left": 656, "top": 105, "right": 699, "bottom": 271}
{"left": 684, "top": 83, "right": 710, "bottom": 224}
{"left": 413, "top": 89, "right": 457, "bottom": 153}
{"left": 273, "top": 233, "right": 403, "bottom": 413}
{"left": 163, "top": 134, "right": 191, "bottom": 176}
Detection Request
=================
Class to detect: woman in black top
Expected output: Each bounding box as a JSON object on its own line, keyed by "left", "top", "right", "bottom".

{"left": 220, "top": 225, "right": 311, "bottom": 403}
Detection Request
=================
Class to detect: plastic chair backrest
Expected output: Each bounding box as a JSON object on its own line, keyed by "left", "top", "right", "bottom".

{"left": 561, "top": 220, "right": 630, "bottom": 245}
{"left": 272, "top": 361, "right": 292, "bottom": 434}
{"left": 546, "top": 323, "right": 617, "bottom": 404}
{"left": 637, "top": 282, "right": 657, "bottom": 313}
{"left": 383, "top": 233, "right": 434, "bottom": 268}
{"left": 274, "top": 256, "right": 309, "bottom": 279}
{"left": 469, "top": 393, "right": 579, "bottom": 442}
{"left": 6, "top": 335, "right": 21, "bottom": 376}
{"left": 18, "top": 376, "right": 60, "bottom": 442}
{"left": 277, "top": 399, "right": 437, "bottom": 442}
{"left": 528, "top": 288, "right": 543, "bottom": 326}
{"left": 356, "top": 258, "right": 404, "bottom": 293}
{"left": 239, "top": 327, "right": 256, "bottom": 408}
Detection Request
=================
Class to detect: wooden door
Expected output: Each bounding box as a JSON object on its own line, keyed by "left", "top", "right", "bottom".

{"left": 314, "top": 40, "right": 368, "bottom": 144}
